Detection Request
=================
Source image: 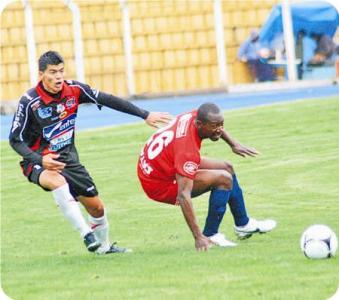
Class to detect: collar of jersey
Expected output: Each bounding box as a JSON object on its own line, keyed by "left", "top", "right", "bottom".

{"left": 36, "top": 81, "right": 73, "bottom": 104}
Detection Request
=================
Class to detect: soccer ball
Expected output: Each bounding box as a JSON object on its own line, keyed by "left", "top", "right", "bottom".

{"left": 300, "top": 224, "right": 338, "bottom": 259}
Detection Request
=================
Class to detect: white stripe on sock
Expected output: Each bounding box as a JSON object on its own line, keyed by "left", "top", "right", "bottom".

{"left": 89, "top": 212, "right": 110, "bottom": 251}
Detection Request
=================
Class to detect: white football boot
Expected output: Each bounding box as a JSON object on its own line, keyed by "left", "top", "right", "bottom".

{"left": 234, "top": 218, "right": 277, "bottom": 239}
{"left": 209, "top": 233, "right": 237, "bottom": 247}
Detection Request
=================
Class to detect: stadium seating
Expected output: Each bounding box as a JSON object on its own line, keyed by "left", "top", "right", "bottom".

{"left": 1, "top": 0, "right": 279, "bottom": 101}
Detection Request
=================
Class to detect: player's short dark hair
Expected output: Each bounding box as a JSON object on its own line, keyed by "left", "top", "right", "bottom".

{"left": 197, "top": 102, "right": 220, "bottom": 123}
{"left": 38, "top": 51, "right": 64, "bottom": 71}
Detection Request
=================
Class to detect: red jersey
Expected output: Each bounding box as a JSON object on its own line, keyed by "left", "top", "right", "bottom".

{"left": 138, "top": 110, "right": 202, "bottom": 182}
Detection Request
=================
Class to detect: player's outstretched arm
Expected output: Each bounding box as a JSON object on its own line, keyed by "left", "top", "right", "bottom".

{"left": 76, "top": 82, "right": 173, "bottom": 126}
{"left": 221, "top": 129, "right": 259, "bottom": 157}
{"left": 231, "top": 143, "right": 259, "bottom": 157}
{"left": 176, "top": 174, "right": 211, "bottom": 251}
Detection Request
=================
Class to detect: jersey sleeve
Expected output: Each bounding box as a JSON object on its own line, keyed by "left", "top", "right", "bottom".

{"left": 9, "top": 96, "right": 42, "bottom": 165}
{"left": 74, "top": 80, "right": 149, "bottom": 119}
{"left": 96, "top": 91, "right": 149, "bottom": 119}
{"left": 70, "top": 80, "right": 102, "bottom": 107}
{"left": 174, "top": 137, "right": 200, "bottom": 179}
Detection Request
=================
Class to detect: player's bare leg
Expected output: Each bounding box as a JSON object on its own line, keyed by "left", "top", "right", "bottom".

{"left": 39, "top": 170, "right": 100, "bottom": 252}
{"left": 78, "top": 195, "right": 132, "bottom": 254}
{"left": 199, "top": 156, "right": 234, "bottom": 174}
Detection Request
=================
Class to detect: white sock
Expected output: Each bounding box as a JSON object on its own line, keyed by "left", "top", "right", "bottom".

{"left": 52, "top": 183, "right": 91, "bottom": 238}
{"left": 89, "top": 212, "right": 110, "bottom": 252}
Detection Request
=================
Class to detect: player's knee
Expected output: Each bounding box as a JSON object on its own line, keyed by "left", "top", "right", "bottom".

{"left": 215, "top": 170, "right": 233, "bottom": 190}
{"left": 40, "top": 171, "right": 67, "bottom": 190}
{"left": 223, "top": 161, "right": 234, "bottom": 174}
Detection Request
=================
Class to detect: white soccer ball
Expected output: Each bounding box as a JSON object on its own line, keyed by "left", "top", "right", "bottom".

{"left": 300, "top": 224, "right": 338, "bottom": 259}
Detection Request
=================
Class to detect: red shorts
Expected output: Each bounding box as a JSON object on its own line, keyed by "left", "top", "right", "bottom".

{"left": 137, "top": 167, "right": 178, "bottom": 205}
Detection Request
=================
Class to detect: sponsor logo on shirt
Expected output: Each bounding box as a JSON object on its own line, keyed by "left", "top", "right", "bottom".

{"left": 59, "top": 111, "right": 68, "bottom": 119}
{"left": 43, "top": 113, "right": 76, "bottom": 142}
{"left": 183, "top": 161, "right": 198, "bottom": 175}
{"left": 49, "top": 129, "right": 74, "bottom": 151}
{"left": 38, "top": 107, "right": 52, "bottom": 119}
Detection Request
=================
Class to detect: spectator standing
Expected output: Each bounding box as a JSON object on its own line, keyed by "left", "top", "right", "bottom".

{"left": 237, "top": 29, "right": 275, "bottom": 82}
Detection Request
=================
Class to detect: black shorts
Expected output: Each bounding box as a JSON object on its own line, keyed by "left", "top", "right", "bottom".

{"left": 20, "top": 161, "right": 98, "bottom": 197}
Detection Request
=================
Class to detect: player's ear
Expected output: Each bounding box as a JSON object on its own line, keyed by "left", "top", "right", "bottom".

{"left": 195, "top": 119, "right": 203, "bottom": 128}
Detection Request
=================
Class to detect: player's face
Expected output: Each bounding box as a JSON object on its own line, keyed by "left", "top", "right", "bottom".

{"left": 40, "top": 63, "right": 64, "bottom": 94}
{"left": 197, "top": 113, "right": 224, "bottom": 141}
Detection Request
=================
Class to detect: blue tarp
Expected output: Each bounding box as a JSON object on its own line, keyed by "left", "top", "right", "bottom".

{"left": 259, "top": 1, "right": 339, "bottom": 45}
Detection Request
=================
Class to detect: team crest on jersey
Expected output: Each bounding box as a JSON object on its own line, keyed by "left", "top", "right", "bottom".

{"left": 183, "top": 161, "right": 198, "bottom": 175}
{"left": 37, "top": 107, "right": 52, "bottom": 119}
{"left": 65, "top": 97, "right": 76, "bottom": 108}
{"left": 56, "top": 104, "right": 65, "bottom": 113}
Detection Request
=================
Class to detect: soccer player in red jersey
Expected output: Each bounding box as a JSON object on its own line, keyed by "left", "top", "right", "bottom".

{"left": 138, "top": 103, "right": 276, "bottom": 251}
{"left": 9, "top": 51, "right": 171, "bottom": 254}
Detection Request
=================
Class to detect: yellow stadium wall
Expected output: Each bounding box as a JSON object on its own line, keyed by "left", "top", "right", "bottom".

{"left": 1, "top": 2, "right": 30, "bottom": 102}
{"left": 1, "top": 0, "right": 278, "bottom": 102}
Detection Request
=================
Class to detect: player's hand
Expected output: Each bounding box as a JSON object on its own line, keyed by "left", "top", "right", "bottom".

{"left": 195, "top": 235, "right": 213, "bottom": 252}
{"left": 42, "top": 153, "right": 66, "bottom": 171}
{"left": 231, "top": 143, "right": 260, "bottom": 157}
{"left": 145, "top": 112, "right": 173, "bottom": 128}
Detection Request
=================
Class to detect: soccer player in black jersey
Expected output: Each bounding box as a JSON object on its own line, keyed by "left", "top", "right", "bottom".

{"left": 9, "top": 50, "right": 171, "bottom": 254}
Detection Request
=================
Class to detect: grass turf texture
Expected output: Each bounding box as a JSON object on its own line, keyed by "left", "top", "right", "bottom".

{"left": 1, "top": 97, "right": 338, "bottom": 300}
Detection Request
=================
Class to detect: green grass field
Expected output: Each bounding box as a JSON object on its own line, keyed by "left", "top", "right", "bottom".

{"left": 1, "top": 97, "right": 339, "bottom": 300}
